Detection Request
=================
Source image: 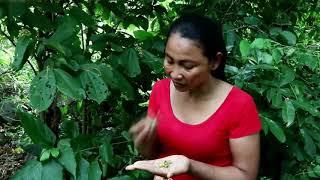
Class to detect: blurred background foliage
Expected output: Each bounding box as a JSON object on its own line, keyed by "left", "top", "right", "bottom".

{"left": 0, "top": 0, "right": 319, "bottom": 179}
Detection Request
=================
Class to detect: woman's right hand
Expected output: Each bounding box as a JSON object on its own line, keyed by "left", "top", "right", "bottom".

{"left": 129, "top": 115, "right": 158, "bottom": 158}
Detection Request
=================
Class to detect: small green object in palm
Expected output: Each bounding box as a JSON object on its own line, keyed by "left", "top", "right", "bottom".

{"left": 158, "top": 160, "right": 172, "bottom": 168}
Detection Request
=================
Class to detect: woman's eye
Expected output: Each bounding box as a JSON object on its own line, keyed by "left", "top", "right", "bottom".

{"left": 183, "top": 64, "right": 195, "bottom": 70}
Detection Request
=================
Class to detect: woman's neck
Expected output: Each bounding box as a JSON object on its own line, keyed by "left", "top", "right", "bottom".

{"left": 185, "top": 77, "right": 222, "bottom": 102}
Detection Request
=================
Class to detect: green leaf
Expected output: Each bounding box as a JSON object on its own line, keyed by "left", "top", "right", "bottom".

{"left": 69, "top": 7, "right": 94, "bottom": 27}
{"left": 18, "top": 110, "right": 56, "bottom": 147}
{"left": 12, "top": 160, "right": 42, "bottom": 180}
{"left": 282, "top": 99, "right": 295, "bottom": 127}
{"left": 88, "top": 160, "right": 102, "bottom": 180}
{"left": 43, "top": 40, "right": 72, "bottom": 57}
{"left": 57, "top": 139, "right": 76, "bottom": 177}
{"left": 260, "top": 115, "right": 269, "bottom": 135}
{"left": 118, "top": 48, "right": 141, "bottom": 77}
{"left": 77, "top": 158, "right": 90, "bottom": 180}
{"left": 250, "top": 38, "right": 270, "bottom": 49}
{"left": 99, "top": 142, "right": 113, "bottom": 166}
{"left": 301, "top": 129, "right": 316, "bottom": 157}
{"left": 258, "top": 52, "right": 273, "bottom": 64}
{"left": 244, "top": 16, "right": 262, "bottom": 26}
{"left": 239, "top": 39, "right": 250, "bottom": 57}
{"left": 29, "top": 68, "right": 56, "bottom": 112}
{"left": 108, "top": 175, "right": 136, "bottom": 180}
{"left": 40, "top": 149, "right": 51, "bottom": 161}
{"left": 80, "top": 70, "right": 109, "bottom": 104}
{"left": 299, "top": 53, "right": 318, "bottom": 71}
{"left": 280, "top": 66, "right": 295, "bottom": 86}
{"left": 272, "top": 48, "right": 283, "bottom": 64}
{"left": 133, "top": 30, "right": 154, "bottom": 41}
{"left": 41, "top": 159, "right": 63, "bottom": 180}
{"left": 265, "top": 117, "right": 286, "bottom": 143}
{"left": 54, "top": 68, "right": 86, "bottom": 100}
{"left": 142, "top": 50, "right": 163, "bottom": 73}
{"left": 112, "top": 69, "right": 135, "bottom": 100}
{"left": 22, "top": 10, "right": 53, "bottom": 31}
{"left": 50, "top": 148, "right": 60, "bottom": 158}
{"left": 12, "top": 35, "right": 35, "bottom": 71}
{"left": 279, "top": 31, "right": 297, "bottom": 45}
{"left": 49, "top": 16, "right": 77, "bottom": 43}
{"left": 61, "top": 120, "right": 80, "bottom": 139}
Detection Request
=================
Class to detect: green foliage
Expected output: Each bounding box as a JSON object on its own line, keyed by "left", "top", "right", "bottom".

{"left": 0, "top": 0, "right": 319, "bottom": 179}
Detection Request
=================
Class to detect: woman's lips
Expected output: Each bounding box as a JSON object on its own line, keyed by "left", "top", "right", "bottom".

{"left": 172, "top": 81, "right": 185, "bottom": 87}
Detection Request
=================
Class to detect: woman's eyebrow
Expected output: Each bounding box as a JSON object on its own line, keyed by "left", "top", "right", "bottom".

{"left": 165, "top": 52, "right": 195, "bottom": 63}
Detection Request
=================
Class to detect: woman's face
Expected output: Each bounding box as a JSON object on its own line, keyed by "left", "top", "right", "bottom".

{"left": 164, "top": 33, "right": 217, "bottom": 92}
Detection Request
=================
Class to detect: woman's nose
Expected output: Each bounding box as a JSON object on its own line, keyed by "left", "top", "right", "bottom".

{"left": 170, "top": 69, "right": 183, "bottom": 80}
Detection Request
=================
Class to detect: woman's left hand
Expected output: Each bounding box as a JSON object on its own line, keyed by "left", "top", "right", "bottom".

{"left": 126, "top": 155, "right": 190, "bottom": 178}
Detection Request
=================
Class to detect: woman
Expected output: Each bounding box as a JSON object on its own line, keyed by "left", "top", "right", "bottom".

{"left": 126, "top": 15, "right": 261, "bottom": 180}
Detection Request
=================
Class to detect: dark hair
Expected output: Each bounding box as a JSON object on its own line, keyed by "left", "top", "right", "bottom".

{"left": 166, "top": 15, "right": 227, "bottom": 81}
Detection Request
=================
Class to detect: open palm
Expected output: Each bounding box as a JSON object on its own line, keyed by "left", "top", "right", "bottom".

{"left": 126, "top": 155, "right": 190, "bottom": 178}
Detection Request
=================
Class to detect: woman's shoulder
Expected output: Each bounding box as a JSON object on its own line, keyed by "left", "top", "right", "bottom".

{"left": 152, "top": 78, "right": 171, "bottom": 90}
{"left": 228, "top": 86, "right": 255, "bottom": 106}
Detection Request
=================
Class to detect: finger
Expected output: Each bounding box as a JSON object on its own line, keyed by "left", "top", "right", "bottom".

{"left": 126, "top": 160, "right": 155, "bottom": 172}
{"left": 154, "top": 175, "right": 164, "bottom": 180}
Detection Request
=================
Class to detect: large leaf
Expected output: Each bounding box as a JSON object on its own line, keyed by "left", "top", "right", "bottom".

{"left": 250, "top": 38, "right": 270, "bottom": 49}
{"left": 76, "top": 158, "right": 90, "bottom": 180}
{"left": 12, "top": 35, "right": 35, "bottom": 71}
{"left": 29, "top": 68, "right": 56, "bottom": 112}
{"left": 133, "top": 30, "right": 154, "bottom": 41}
{"left": 299, "top": 53, "right": 318, "bottom": 71}
{"left": 118, "top": 48, "right": 141, "bottom": 77}
{"left": 69, "top": 7, "right": 94, "bottom": 27}
{"left": 112, "top": 69, "right": 135, "bottom": 100}
{"left": 141, "top": 50, "right": 163, "bottom": 73}
{"left": 57, "top": 139, "right": 76, "bottom": 177}
{"left": 80, "top": 70, "right": 109, "bottom": 104}
{"left": 280, "top": 66, "right": 295, "bottom": 86}
{"left": 18, "top": 110, "right": 56, "bottom": 147}
{"left": 61, "top": 120, "right": 80, "bottom": 139}
{"left": 239, "top": 39, "right": 250, "bottom": 57}
{"left": 41, "top": 160, "right": 64, "bottom": 180}
{"left": 54, "top": 68, "right": 86, "bottom": 100}
{"left": 11, "top": 160, "right": 42, "bottom": 180}
{"left": 49, "top": 16, "right": 77, "bottom": 43}
{"left": 43, "top": 40, "right": 72, "bottom": 57}
{"left": 88, "top": 160, "right": 102, "bottom": 180}
{"left": 279, "top": 31, "right": 297, "bottom": 45}
{"left": 99, "top": 142, "right": 113, "bottom": 166}
{"left": 300, "top": 129, "right": 316, "bottom": 157}
{"left": 264, "top": 117, "right": 286, "bottom": 143}
{"left": 109, "top": 176, "right": 136, "bottom": 180}
{"left": 282, "top": 99, "right": 295, "bottom": 127}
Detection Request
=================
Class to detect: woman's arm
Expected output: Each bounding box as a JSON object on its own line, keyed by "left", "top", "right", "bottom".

{"left": 126, "top": 133, "right": 260, "bottom": 180}
{"left": 188, "top": 133, "right": 260, "bottom": 180}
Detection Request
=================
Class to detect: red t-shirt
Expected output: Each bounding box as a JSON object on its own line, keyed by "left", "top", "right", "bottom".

{"left": 147, "top": 78, "right": 261, "bottom": 180}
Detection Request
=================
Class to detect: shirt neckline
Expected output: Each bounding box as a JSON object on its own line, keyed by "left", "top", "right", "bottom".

{"left": 167, "top": 79, "right": 235, "bottom": 127}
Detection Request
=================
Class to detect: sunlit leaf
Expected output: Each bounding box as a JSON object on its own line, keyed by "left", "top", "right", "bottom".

{"left": 11, "top": 160, "right": 42, "bottom": 180}
{"left": 80, "top": 70, "right": 109, "bottom": 104}
{"left": 12, "top": 35, "right": 35, "bottom": 71}
{"left": 239, "top": 39, "right": 250, "bottom": 57}
{"left": 41, "top": 159, "right": 63, "bottom": 180}
{"left": 29, "top": 68, "right": 56, "bottom": 112}
{"left": 282, "top": 99, "right": 295, "bottom": 127}
{"left": 18, "top": 110, "right": 56, "bottom": 147}
{"left": 88, "top": 160, "right": 102, "bottom": 180}
{"left": 54, "top": 68, "right": 86, "bottom": 100}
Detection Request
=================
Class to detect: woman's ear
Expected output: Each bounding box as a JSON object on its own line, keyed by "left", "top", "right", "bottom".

{"left": 210, "top": 52, "right": 223, "bottom": 71}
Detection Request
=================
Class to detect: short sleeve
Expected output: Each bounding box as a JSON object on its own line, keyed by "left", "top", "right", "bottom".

{"left": 147, "top": 81, "right": 161, "bottom": 118}
{"left": 229, "top": 97, "right": 262, "bottom": 138}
